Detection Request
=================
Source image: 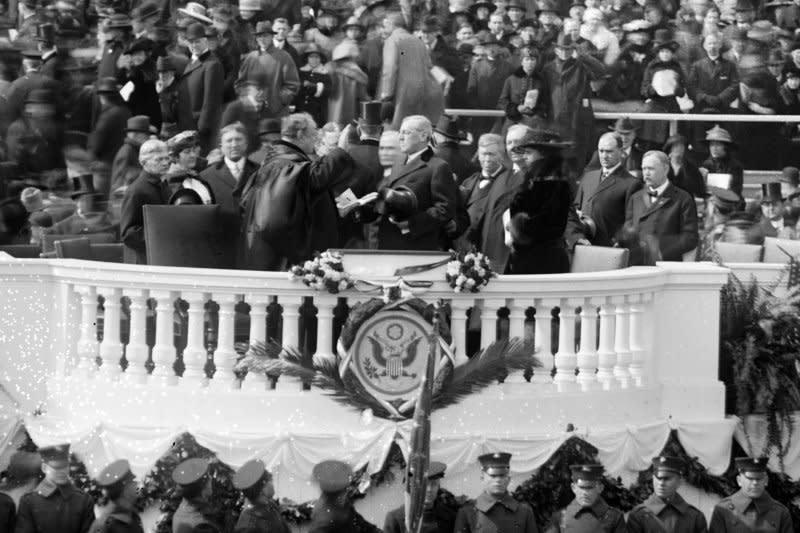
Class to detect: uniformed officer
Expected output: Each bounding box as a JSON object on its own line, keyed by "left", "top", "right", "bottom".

{"left": 308, "top": 460, "right": 381, "bottom": 533}
{"left": 454, "top": 452, "right": 539, "bottom": 533}
{"left": 231, "top": 459, "right": 290, "bottom": 532}
{"left": 543, "top": 464, "right": 626, "bottom": 533}
{"left": 89, "top": 459, "right": 142, "bottom": 533}
{"left": 709, "top": 457, "right": 793, "bottom": 532}
{"left": 14, "top": 443, "right": 96, "bottom": 533}
{"left": 383, "top": 461, "right": 458, "bottom": 533}
{"left": 627, "top": 455, "right": 707, "bottom": 532}
{"left": 171, "top": 458, "right": 221, "bottom": 533}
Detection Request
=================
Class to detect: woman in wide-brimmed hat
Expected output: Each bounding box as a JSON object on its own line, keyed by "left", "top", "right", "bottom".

{"left": 295, "top": 44, "right": 331, "bottom": 128}
{"left": 639, "top": 28, "right": 687, "bottom": 146}
{"left": 699, "top": 125, "right": 744, "bottom": 198}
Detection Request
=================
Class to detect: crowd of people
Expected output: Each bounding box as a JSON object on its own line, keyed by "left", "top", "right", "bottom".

{"left": 0, "top": 443, "right": 793, "bottom": 532}
{"left": 0, "top": 0, "right": 798, "bottom": 271}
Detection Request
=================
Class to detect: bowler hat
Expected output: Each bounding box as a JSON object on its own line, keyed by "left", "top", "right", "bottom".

{"left": 96, "top": 76, "right": 119, "bottom": 93}
{"left": 434, "top": 115, "right": 465, "bottom": 140}
{"left": 133, "top": 2, "right": 160, "bottom": 22}
{"left": 359, "top": 101, "right": 382, "bottom": 126}
{"left": 761, "top": 182, "right": 783, "bottom": 203}
{"left": 470, "top": 1, "right": 497, "bottom": 15}
{"left": 254, "top": 20, "right": 273, "bottom": 35}
{"left": 704, "top": 125, "right": 736, "bottom": 148}
{"left": 258, "top": 118, "right": 281, "bottom": 136}
{"left": 652, "top": 28, "right": 679, "bottom": 51}
{"left": 303, "top": 42, "right": 327, "bottom": 62}
{"left": 178, "top": 2, "right": 213, "bottom": 24}
{"left": 126, "top": 115, "right": 153, "bottom": 133}
{"left": 36, "top": 23, "right": 56, "bottom": 43}
{"left": 185, "top": 22, "right": 207, "bottom": 41}
{"left": 609, "top": 116, "right": 638, "bottom": 133}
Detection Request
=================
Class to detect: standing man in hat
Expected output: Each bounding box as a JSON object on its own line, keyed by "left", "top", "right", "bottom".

{"left": 209, "top": 5, "right": 241, "bottom": 103}
{"left": 232, "top": 459, "right": 290, "bottom": 532}
{"left": 699, "top": 125, "right": 744, "bottom": 198}
{"left": 272, "top": 18, "right": 301, "bottom": 68}
{"left": 98, "top": 15, "right": 133, "bottom": 80}
{"left": 5, "top": 48, "right": 60, "bottom": 125}
{"left": 156, "top": 55, "right": 192, "bottom": 140}
{"left": 758, "top": 183, "right": 786, "bottom": 238}
{"left": 454, "top": 452, "right": 538, "bottom": 533}
{"left": 709, "top": 457, "right": 793, "bottom": 532}
{"left": 171, "top": 458, "right": 220, "bottom": 533}
{"left": 587, "top": 117, "right": 644, "bottom": 178}
{"left": 544, "top": 464, "right": 625, "bottom": 532}
{"left": 248, "top": 118, "right": 282, "bottom": 165}
{"left": 380, "top": 11, "right": 445, "bottom": 129}
{"left": 89, "top": 459, "right": 142, "bottom": 533}
{"left": 89, "top": 78, "right": 132, "bottom": 198}
{"left": 182, "top": 22, "right": 224, "bottom": 155}
{"left": 237, "top": 21, "right": 300, "bottom": 120}
{"left": 384, "top": 461, "right": 458, "bottom": 533}
{"left": 308, "top": 460, "right": 381, "bottom": 533}
{"left": 131, "top": 2, "right": 161, "bottom": 40}
{"left": 433, "top": 115, "right": 477, "bottom": 185}
{"left": 419, "top": 15, "right": 466, "bottom": 108}
{"left": 14, "top": 444, "right": 95, "bottom": 533}
{"left": 627, "top": 455, "right": 707, "bottom": 532}
{"left": 623, "top": 150, "right": 699, "bottom": 265}
{"left": 110, "top": 115, "right": 154, "bottom": 194}
{"left": 0, "top": 451, "right": 42, "bottom": 532}
{"left": 36, "top": 23, "right": 61, "bottom": 81}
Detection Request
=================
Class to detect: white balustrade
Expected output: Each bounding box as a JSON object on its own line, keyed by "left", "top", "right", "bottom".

{"left": 480, "top": 298, "right": 503, "bottom": 349}
{"left": 533, "top": 299, "right": 556, "bottom": 385}
{"left": 613, "top": 296, "right": 632, "bottom": 388}
{"left": 314, "top": 295, "right": 337, "bottom": 362}
{"left": 242, "top": 294, "right": 270, "bottom": 391}
{"left": 554, "top": 299, "right": 579, "bottom": 391}
{"left": 449, "top": 299, "right": 471, "bottom": 366}
{"left": 97, "top": 287, "right": 123, "bottom": 378}
{"left": 504, "top": 298, "right": 529, "bottom": 387}
{"left": 628, "top": 293, "right": 647, "bottom": 387}
{"left": 74, "top": 285, "right": 99, "bottom": 378}
{"left": 596, "top": 301, "right": 617, "bottom": 390}
{"left": 210, "top": 293, "right": 239, "bottom": 390}
{"left": 122, "top": 289, "right": 149, "bottom": 384}
{"left": 576, "top": 299, "right": 599, "bottom": 391}
{"left": 150, "top": 290, "right": 177, "bottom": 386}
{"left": 181, "top": 291, "right": 209, "bottom": 387}
{"left": 276, "top": 296, "right": 304, "bottom": 392}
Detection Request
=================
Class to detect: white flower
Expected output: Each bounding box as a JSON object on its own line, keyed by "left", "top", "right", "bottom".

{"left": 339, "top": 280, "right": 349, "bottom": 291}
{"left": 476, "top": 267, "right": 486, "bottom": 277}
{"left": 446, "top": 262, "right": 460, "bottom": 277}
{"left": 465, "top": 278, "right": 476, "bottom": 288}
{"left": 304, "top": 260, "right": 314, "bottom": 270}
{"left": 328, "top": 271, "right": 342, "bottom": 282}
{"left": 456, "top": 274, "right": 467, "bottom": 286}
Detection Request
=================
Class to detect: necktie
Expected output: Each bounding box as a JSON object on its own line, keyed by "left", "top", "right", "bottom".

{"left": 600, "top": 170, "right": 608, "bottom": 181}
{"left": 647, "top": 188, "right": 658, "bottom": 198}
{"left": 231, "top": 162, "right": 241, "bottom": 181}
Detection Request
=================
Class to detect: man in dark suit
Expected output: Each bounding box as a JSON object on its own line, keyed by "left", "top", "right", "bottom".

{"left": 180, "top": 22, "right": 225, "bottom": 154}
{"left": 383, "top": 461, "right": 457, "bottom": 533}
{"left": 374, "top": 115, "right": 461, "bottom": 251}
{"left": 120, "top": 139, "right": 172, "bottom": 264}
{"left": 567, "top": 132, "right": 642, "bottom": 248}
{"left": 624, "top": 150, "right": 699, "bottom": 265}
{"left": 4, "top": 49, "right": 61, "bottom": 126}
{"left": 432, "top": 115, "right": 478, "bottom": 185}
{"left": 586, "top": 117, "right": 645, "bottom": 177}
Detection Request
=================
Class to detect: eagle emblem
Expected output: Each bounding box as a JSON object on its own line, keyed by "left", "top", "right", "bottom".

{"left": 367, "top": 327, "right": 422, "bottom": 380}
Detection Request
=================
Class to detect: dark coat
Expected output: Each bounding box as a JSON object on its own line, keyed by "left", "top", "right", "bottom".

{"left": 566, "top": 165, "right": 642, "bottom": 247}
{"left": 6, "top": 116, "right": 66, "bottom": 179}
{"left": 433, "top": 141, "right": 478, "bottom": 185}
{"left": 700, "top": 155, "right": 744, "bottom": 198}
{"left": 237, "top": 45, "right": 300, "bottom": 118}
{"left": 110, "top": 138, "right": 143, "bottom": 193}
{"left": 120, "top": 170, "right": 171, "bottom": 264}
{"left": 358, "top": 37, "right": 383, "bottom": 99}
{"left": 124, "top": 60, "right": 161, "bottom": 129}
{"left": 507, "top": 157, "right": 572, "bottom": 274}
{"left": 668, "top": 160, "right": 706, "bottom": 198}
{"left": 0, "top": 492, "right": 14, "bottom": 533}
{"left": 687, "top": 56, "right": 739, "bottom": 113}
{"left": 89, "top": 99, "right": 132, "bottom": 166}
{"left": 172, "top": 499, "right": 220, "bottom": 533}
{"left": 624, "top": 182, "right": 699, "bottom": 264}
{"left": 295, "top": 65, "right": 331, "bottom": 130}
{"left": 454, "top": 492, "right": 539, "bottom": 533}
{"left": 14, "top": 479, "right": 95, "bottom": 533}
{"left": 199, "top": 157, "right": 258, "bottom": 221}
{"left": 333, "top": 138, "right": 382, "bottom": 249}
{"left": 98, "top": 39, "right": 129, "bottom": 81}
{"left": 627, "top": 492, "right": 707, "bottom": 533}
{"left": 384, "top": 498, "right": 457, "bottom": 533}
{"left": 88, "top": 506, "right": 144, "bottom": 533}
{"left": 498, "top": 67, "right": 550, "bottom": 131}
{"left": 5, "top": 71, "right": 62, "bottom": 124}
{"left": 375, "top": 147, "right": 460, "bottom": 251}
{"left": 459, "top": 165, "right": 521, "bottom": 273}
{"left": 236, "top": 140, "right": 352, "bottom": 270}
{"left": 467, "top": 56, "right": 515, "bottom": 134}
{"left": 429, "top": 36, "right": 467, "bottom": 108}
{"left": 180, "top": 50, "right": 224, "bottom": 152}
{"left": 220, "top": 100, "right": 271, "bottom": 156}
{"left": 708, "top": 490, "right": 792, "bottom": 533}
{"left": 215, "top": 33, "right": 242, "bottom": 103}
{"left": 234, "top": 501, "right": 290, "bottom": 533}
{"left": 544, "top": 497, "right": 625, "bottom": 533}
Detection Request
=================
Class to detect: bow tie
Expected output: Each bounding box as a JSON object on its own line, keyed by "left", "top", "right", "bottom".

{"left": 647, "top": 189, "right": 659, "bottom": 198}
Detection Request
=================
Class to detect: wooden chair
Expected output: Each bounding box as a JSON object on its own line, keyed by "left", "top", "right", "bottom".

{"left": 41, "top": 232, "right": 115, "bottom": 253}
{"left": 763, "top": 237, "right": 800, "bottom": 263}
{"left": 54, "top": 238, "right": 124, "bottom": 263}
{"left": 0, "top": 244, "right": 41, "bottom": 258}
{"left": 714, "top": 242, "right": 763, "bottom": 263}
{"left": 143, "top": 205, "right": 232, "bottom": 268}
{"left": 570, "top": 245, "right": 630, "bottom": 273}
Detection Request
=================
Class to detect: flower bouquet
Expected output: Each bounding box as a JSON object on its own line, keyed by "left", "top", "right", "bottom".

{"left": 289, "top": 250, "right": 355, "bottom": 294}
{"left": 445, "top": 249, "right": 494, "bottom": 293}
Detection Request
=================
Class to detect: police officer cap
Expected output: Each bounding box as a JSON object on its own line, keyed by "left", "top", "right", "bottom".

{"left": 570, "top": 463, "right": 605, "bottom": 481}
{"left": 427, "top": 461, "right": 447, "bottom": 480}
{"left": 39, "top": 443, "right": 70, "bottom": 467}
{"left": 651, "top": 455, "right": 686, "bottom": 475}
{"left": 312, "top": 460, "right": 352, "bottom": 493}
{"left": 478, "top": 452, "right": 512, "bottom": 471}
{"left": 735, "top": 456, "right": 769, "bottom": 473}
{"left": 97, "top": 459, "right": 134, "bottom": 487}
{"left": 232, "top": 459, "right": 270, "bottom": 490}
{"left": 171, "top": 458, "right": 209, "bottom": 485}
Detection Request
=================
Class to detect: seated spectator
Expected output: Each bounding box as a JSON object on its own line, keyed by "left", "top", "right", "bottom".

{"left": 664, "top": 134, "right": 705, "bottom": 198}
{"left": 700, "top": 125, "right": 744, "bottom": 198}
{"left": 498, "top": 45, "right": 549, "bottom": 134}
{"left": 697, "top": 186, "right": 741, "bottom": 259}
{"left": 640, "top": 29, "right": 687, "bottom": 146}
{"left": 778, "top": 65, "right": 800, "bottom": 116}
{"left": 46, "top": 177, "right": 116, "bottom": 237}
{"left": 758, "top": 183, "right": 785, "bottom": 238}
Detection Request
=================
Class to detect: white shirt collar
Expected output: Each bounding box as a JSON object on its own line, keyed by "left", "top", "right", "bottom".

{"left": 225, "top": 157, "right": 243, "bottom": 178}
{"left": 601, "top": 162, "right": 621, "bottom": 177}
{"left": 273, "top": 38, "right": 284, "bottom": 49}
{"left": 406, "top": 147, "right": 427, "bottom": 163}
{"left": 649, "top": 180, "right": 669, "bottom": 197}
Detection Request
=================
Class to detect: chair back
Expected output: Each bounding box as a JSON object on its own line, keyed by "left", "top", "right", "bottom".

{"left": 714, "top": 242, "right": 763, "bottom": 263}
{"left": 763, "top": 237, "right": 800, "bottom": 264}
{"left": 54, "top": 238, "right": 92, "bottom": 259}
{"left": 90, "top": 243, "right": 124, "bottom": 263}
{"left": 42, "top": 232, "right": 115, "bottom": 253}
{"left": 143, "top": 205, "right": 232, "bottom": 268}
{"left": 570, "top": 245, "right": 630, "bottom": 273}
{"left": 0, "top": 244, "right": 41, "bottom": 258}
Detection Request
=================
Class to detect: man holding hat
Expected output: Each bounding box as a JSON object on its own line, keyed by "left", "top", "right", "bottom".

{"left": 384, "top": 461, "right": 457, "bottom": 533}
{"left": 627, "top": 455, "right": 707, "bottom": 532}
{"left": 232, "top": 459, "right": 290, "bottom": 532}
{"left": 454, "top": 452, "right": 538, "bottom": 533}
{"left": 543, "top": 464, "right": 625, "bottom": 532}
{"left": 171, "top": 457, "right": 220, "bottom": 533}
{"left": 709, "top": 457, "right": 793, "bottom": 532}
{"left": 89, "top": 459, "right": 141, "bottom": 533}
{"left": 308, "top": 460, "right": 381, "bottom": 533}
{"left": 182, "top": 22, "right": 224, "bottom": 154}
{"left": 15, "top": 443, "right": 95, "bottom": 533}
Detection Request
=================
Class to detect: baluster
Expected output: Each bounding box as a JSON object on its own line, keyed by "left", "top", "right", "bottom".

{"left": 122, "top": 289, "right": 149, "bottom": 384}
{"left": 181, "top": 291, "right": 209, "bottom": 387}
{"left": 596, "top": 300, "right": 617, "bottom": 390}
{"left": 210, "top": 293, "right": 240, "bottom": 390}
{"left": 576, "top": 298, "right": 599, "bottom": 391}
{"left": 97, "top": 287, "right": 123, "bottom": 378}
{"left": 628, "top": 293, "right": 648, "bottom": 387}
{"left": 242, "top": 294, "right": 270, "bottom": 391}
{"left": 504, "top": 298, "right": 530, "bottom": 386}
{"left": 554, "top": 298, "right": 579, "bottom": 391}
{"left": 480, "top": 298, "right": 503, "bottom": 348}
{"left": 314, "top": 294, "right": 337, "bottom": 364}
{"left": 613, "top": 296, "right": 632, "bottom": 388}
{"left": 150, "top": 290, "right": 177, "bottom": 386}
{"left": 450, "top": 299, "right": 471, "bottom": 366}
{"left": 276, "top": 296, "right": 304, "bottom": 392}
{"left": 75, "top": 285, "right": 99, "bottom": 377}
{"left": 533, "top": 299, "right": 556, "bottom": 385}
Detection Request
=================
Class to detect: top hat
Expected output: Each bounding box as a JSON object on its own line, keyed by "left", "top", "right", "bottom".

{"left": 178, "top": 2, "right": 213, "bottom": 24}
{"left": 478, "top": 452, "right": 512, "bottom": 472}
{"left": 232, "top": 459, "right": 270, "bottom": 490}
{"left": 609, "top": 116, "right": 638, "bottom": 133}
{"left": 761, "top": 182, "right": 783, "bottom": 203}
{"left": 172, "top": 458, "right": 209, "bottom": 486}
{"left": 254, "top": 20, "right": 274, "bottom": 35}
{"left": 434, "top": 115, "right": 465, "bottom": 140}
{"left": 652, "top": 28, "right": 679, "bottom": 52}
{"left": 570, "top": 464, "right": 605, "bottom": 481}
{"left": 651, "top": 455, "right": 686, "bottom": 475}
{"left": 519, "top": 128, "right": 572, "bottom": 150}
{"left": 185, "top": 22, "right": 208, "bottom": 41}
{"left": 312, "top": 460, "right": 352, "bottom": 493}
{"left": 303, "top": 42, "right": 327, "bottom": 61}
{"left": 359, "top": 101, "right": 382, "bottom": 126}
{"left": 39, "top": 444, "right": 70, "bottom": 467}
{"left": 735, "top": 456, "right": 769, "bottom": 473}
{"left": 133, "top": 2, "right": 160, "bottom": 22}
{"left": 470, "top": 1, "right": 498, "bottom": 15}
{"left": 258, "top": 118, "right": 282, "bottom": 135}
{"left": 536, "top": 0, "right": 558, "bottom": 14}
{"left": 37, "top": 23, "right": 57, "bottom": 43}
{"left": 126, "top": 115, "right": 153, "bottom": 133}
{"left": 704, "top": 125, "right": 736, "bottom": 147}
{"left": 97, "top": 459, "right": 135, "bottom": 488}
